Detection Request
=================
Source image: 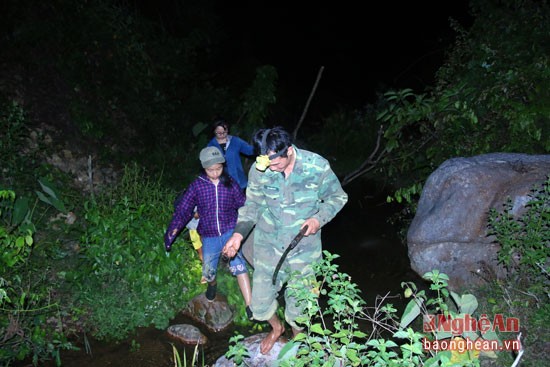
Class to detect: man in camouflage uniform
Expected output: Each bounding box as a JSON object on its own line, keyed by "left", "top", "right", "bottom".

{"left": 223, "top": 126, "right": 348, "bottom": 354}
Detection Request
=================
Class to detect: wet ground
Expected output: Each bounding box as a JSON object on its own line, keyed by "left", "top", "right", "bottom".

{"left": 20, "top": 185, "right": 426, "bottom": 367}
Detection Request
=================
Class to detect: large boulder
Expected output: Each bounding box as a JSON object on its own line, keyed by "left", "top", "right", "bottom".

{"left": 407, "top": 153, "right": 550, "bottom": 290}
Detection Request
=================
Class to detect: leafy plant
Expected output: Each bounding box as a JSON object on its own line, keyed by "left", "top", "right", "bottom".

{"left": 488, "top": 176, "right": 550, "bottom": 296}
{"left": 170, "top": 342, "right": 204, "bottom": 367}
{"left": 35, "top": 177, "right": 68, "bottom": 214}
{"left": 0, "top": 190, "right": 34, "bottom": 268}
{"left": 0, "top": 189, "right": 76, "bottom": 366}
{"left": 225, "top": 252, "right": 522, "bottom": 367}
{"left": 0, "top": 100, "right": 27, "bottom": 180}
{"left": 237, "top": 65, "right": 278, "bottom": 138}
{"left": 307, "top": 106, "right": 381, "bottom": 178}
{"left": 225, "top": 333, "right": 250, "bottom": 366}
{"left": 484, "top": 176, "right": 549, "bottom": 365}
{"left": 76, "top": 163, "right": 198, "bottom": 340}
{"left": 74, "top": 163, "right": 260, "bottom": 340}
{"left": 309, "top": 0, "right": 548, "bottom": 220}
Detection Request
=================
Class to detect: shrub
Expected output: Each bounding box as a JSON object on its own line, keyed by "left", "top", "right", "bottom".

{"left": 488, "top": 176, "right": 550, "bottom": 297}
{"left": 226, "top": 252, "right": 523, "bottom": 367}
{"left": 484, "top": 175, "right": 549, "bottom": 365}
{"left": 76, "top": 163, "right": 201, "bottom": 340}
{"left": 77, "top": 163, "right": 252, "bottom": 341}
{"left": 0, "top": 189, "right": 75, "bottom": 366}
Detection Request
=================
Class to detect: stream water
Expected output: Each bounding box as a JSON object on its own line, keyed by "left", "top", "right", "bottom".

{"left": 21, "top": 184, "right": 425, "bottom": 367}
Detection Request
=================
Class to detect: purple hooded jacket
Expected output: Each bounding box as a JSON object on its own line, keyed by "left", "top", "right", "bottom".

{"left": 164, "top": 173, "right": 245, "bottom": 248}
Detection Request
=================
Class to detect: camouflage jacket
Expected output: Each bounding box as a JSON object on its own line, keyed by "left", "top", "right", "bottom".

{"left": 234, "top": 146, "right": 348, "bottom": 252}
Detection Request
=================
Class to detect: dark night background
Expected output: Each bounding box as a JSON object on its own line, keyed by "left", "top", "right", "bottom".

{"left": 131, "top": 1, "right": 473, "bottom": 118}
{"left": 3, "top": 1, "right": 549, "bottom": 366}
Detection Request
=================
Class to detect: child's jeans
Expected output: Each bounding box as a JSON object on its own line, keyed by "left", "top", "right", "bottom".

{"left": 201, "top": 229, "right": 248, "bottom": 282}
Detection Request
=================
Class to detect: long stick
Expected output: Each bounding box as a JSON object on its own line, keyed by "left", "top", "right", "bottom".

{"left": 293, "top": 66, "right": 324, "bottom": 141}
{"left": 272, "top": 225, "right": 308, "bottom": 285}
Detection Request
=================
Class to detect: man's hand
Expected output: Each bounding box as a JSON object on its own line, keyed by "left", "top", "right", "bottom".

{"left": 223, "top": 233, "right": 244, "bottom": 259}
{"left": 302, "top": 218, "right": 321, "bottom": 236}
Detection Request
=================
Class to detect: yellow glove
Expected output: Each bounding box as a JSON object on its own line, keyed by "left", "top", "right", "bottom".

{"left": 189, "top": 229, "right": 202, "bottom": 250}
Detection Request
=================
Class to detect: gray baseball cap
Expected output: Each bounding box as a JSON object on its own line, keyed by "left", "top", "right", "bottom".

{"left": 199, "top": 147, "right": 225, "bottom": 168}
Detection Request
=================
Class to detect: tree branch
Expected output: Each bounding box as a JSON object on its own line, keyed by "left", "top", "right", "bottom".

{"left": 341, "top": 125, "right": 386, "bottom": 187}
{"left": 293, "top": 66, "right": 324, "bottom": 141}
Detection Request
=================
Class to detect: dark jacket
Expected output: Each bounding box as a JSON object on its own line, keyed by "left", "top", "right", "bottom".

{"left": 165, "top": 174, "right": 245, "bottom": 248}
{"left": 207, "top": 135, "right": 254, "bottom": 189}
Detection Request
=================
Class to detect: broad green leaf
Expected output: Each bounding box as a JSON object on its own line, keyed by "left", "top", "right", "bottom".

{"left": 451, "top": 291, "right": 478, "bottom": 314}
{"left": 36, "top": 190, "right": 66, "bottom": 213}
{"left": 277, "top": 339, "right": 299, "bottom": 361}
{"left": 352, "top": 330, "right": 367, "bottom": 338}
{"left": 36, "top": 190, "right": 52, "bottom": 206}
{"left": 393, "top": 330, "right": 409, "bottom": 339}
{"left": 37, "top": 178, "right": 67, "bottom": 212}
{"left": 434, "top": 330, "right": 453, "bottom": 339}
{"left": 311, "top": 342, "right": 323, "bottom": 350}
{"left": 38, "top": 177, "right": 59, "bottom": 200}
{"left": 49, "top": 196, "right": 67, "bottom": 213}
{"left": 16, "top": 236, "right": 24, "bottom": 248}
{"left": 458, "top": 294, "right": 478, "bottom": 314}
{"left": 345, "top": 349, "right": 360, "bottom": 363}
{"left": 480, "top": 328, "right": 501, "bottom": 342}
{"left": 311, "top": 324, "right": 325, "bottom": 335}
{"left": 12, "top": 196, "right": 30, "bottom": 226}
{"left": 400, "top": 298, "right": 422, "bottom": 328}
{"left": 331, "top": 331, "right": 347, "bottom": 338}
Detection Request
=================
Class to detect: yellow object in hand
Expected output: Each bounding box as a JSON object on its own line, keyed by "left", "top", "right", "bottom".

{"left": 255, "top": 155, "right": 271, "bottom": 171}
{"left": 189, "top": 229, "right": 202, "bottom": 250}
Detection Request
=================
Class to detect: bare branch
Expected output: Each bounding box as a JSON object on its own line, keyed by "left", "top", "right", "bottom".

{"left": 341, "top": 125, "right": 386, "bottom": 187}
{"left": 293, "top": 66, "right": 324, "bottom": 141}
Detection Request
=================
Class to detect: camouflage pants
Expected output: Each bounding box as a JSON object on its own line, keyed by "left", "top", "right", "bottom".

{"left": 250, "top": 229, "right": 321, "bottom": 330}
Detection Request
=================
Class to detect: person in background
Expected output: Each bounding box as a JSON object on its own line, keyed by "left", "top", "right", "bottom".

{"left": 207, "top": 119, "right": 254, "bottom": 191}
{"left": 165, "top": 147, "right": 252, "bottom": 318}
{"left": 222, "top": 126, "right": 348, "bottom": 354}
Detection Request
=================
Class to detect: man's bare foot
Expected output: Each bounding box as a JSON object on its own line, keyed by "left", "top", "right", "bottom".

{"left": 260, "top": 320, "right": 285, "bottom": 354}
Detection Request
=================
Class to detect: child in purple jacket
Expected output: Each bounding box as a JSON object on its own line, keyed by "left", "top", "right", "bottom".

{"left": 164, "top": 147, "right": 252, "bottom": 318}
